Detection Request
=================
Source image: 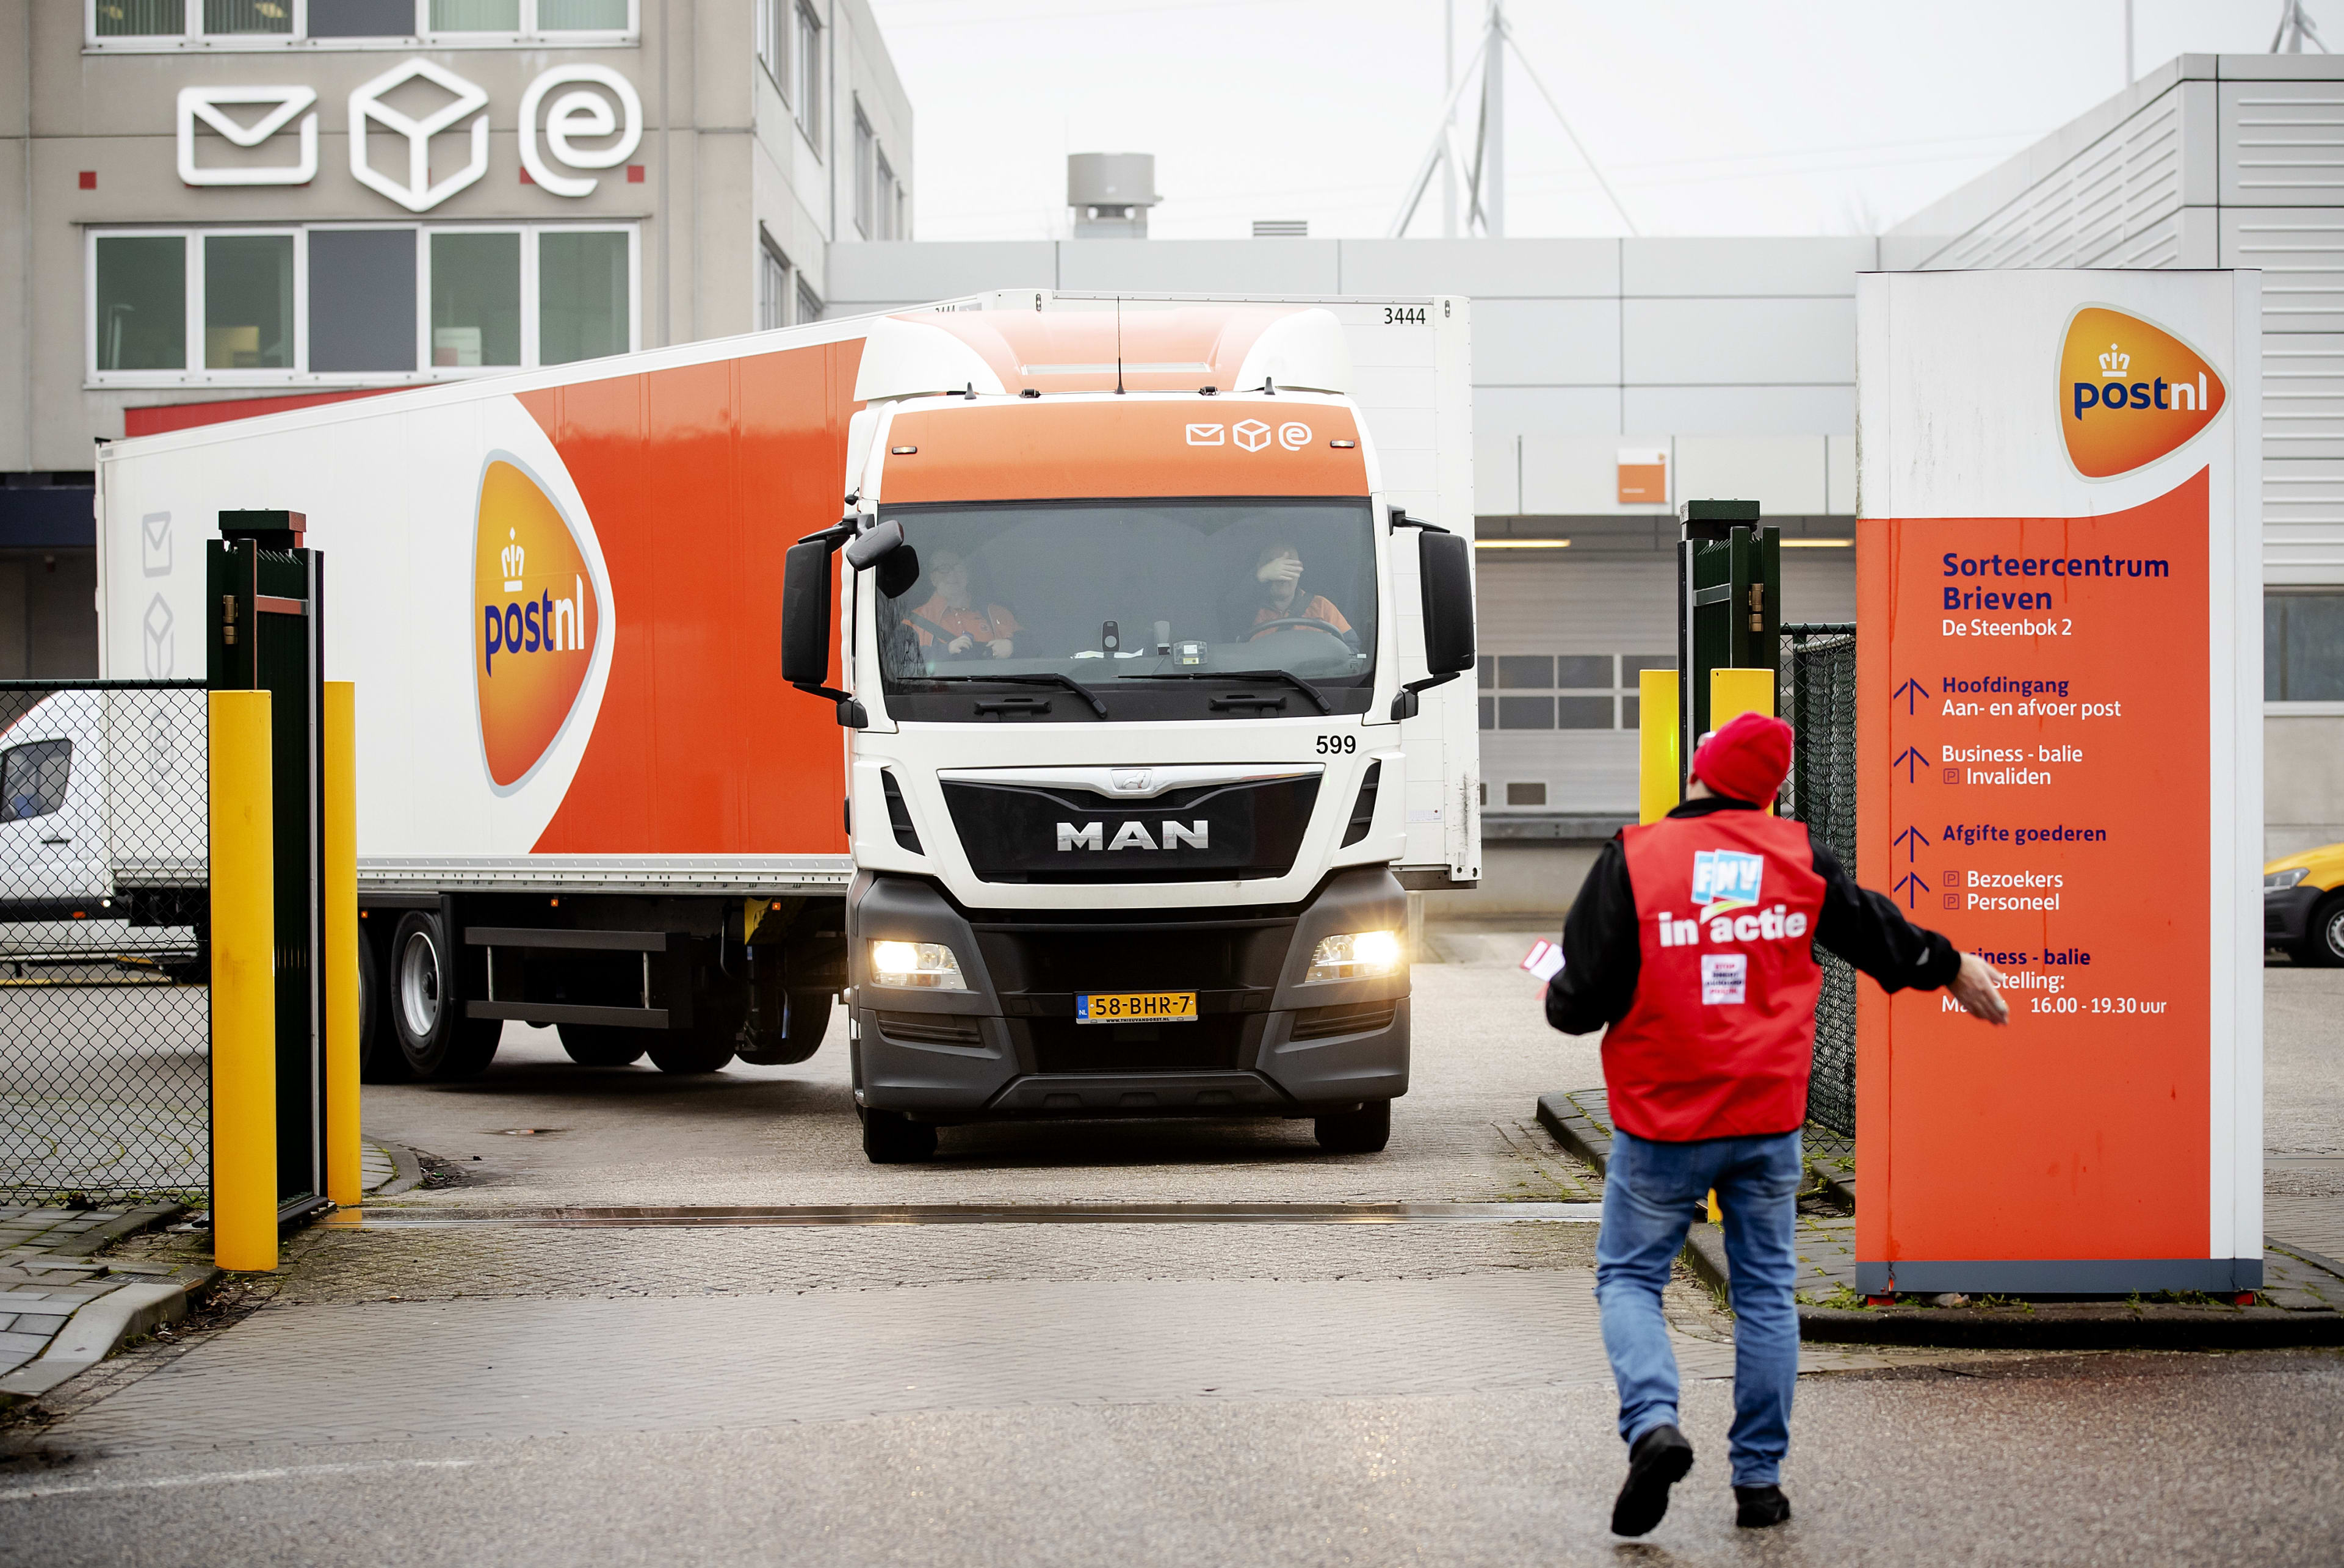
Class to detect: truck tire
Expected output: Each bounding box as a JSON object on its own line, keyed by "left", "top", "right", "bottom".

{"left": 646, "top": 1028, "right": 736, "bottom": 1075}
{"left": 558, "top": 1024, "right": 646, "bottom": 1066}
{"left": 735, "top": 990, "right": 834, "bottom": 1066}
{"left": 861, "top": 1107, "right": 937, "bottom": 1163}
{"left": 1313, "top": 1100, "right": 1392, "bottom": 1154}
{"left": 389, "top": 910, "right": 502, "bottom": 1081}
{"left": 356, "top": 923, "right": 411, "bottom": 1083}
{"left": 2302, "top": 894, "right": 2344, "bottom": 967}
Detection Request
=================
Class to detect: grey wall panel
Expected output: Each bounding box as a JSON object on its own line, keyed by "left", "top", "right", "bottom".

{"left": 2224, "top": 209, "right": 2344, "bottom": 334}
{"left": 1055, "top": 240, "right": 1341, "bottom": 295}
{"left": 307, "top": 228, "right": 416, "bottom": 374}
{"left": 1475, "top": 386, "right": 1624, "bottom": 436}
{"left": 1624, "top": 385, "right": 1856, "bottom": 436}
{"left": 1622, "top": 237, "right": 1875, "bottom": 297}
{"left": 1472, "top": 299, "right": 1619, "bottom": 385}
{"left": 2222, "top": 78, "right": 2344, "bottom": 208}
{"left": 826, "top": 241, "right": 1056, "bottom": 307}
{"left": 1624, "top": 298, "right": 1854, "bottom": 385}
{"left": 1336, "top": 237, "right": 1619, "bottom": 297}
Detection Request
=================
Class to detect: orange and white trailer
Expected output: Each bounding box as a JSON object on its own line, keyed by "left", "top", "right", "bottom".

{"left": 94, "top": 292, "right": 1480, "bottom": 1160}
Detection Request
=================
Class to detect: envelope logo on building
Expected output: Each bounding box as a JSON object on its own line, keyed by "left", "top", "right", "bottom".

{"left": 176, "top": 87, "right": 318, "bottom": 187}
{"left": 474, "top": 457, "right": 601, "bottom": 791}
{"left": 2058, "top": 306, "right": 2226, "bottom": 479}
{"left": 349, "top": 58, "right": 490, "bottom": 214}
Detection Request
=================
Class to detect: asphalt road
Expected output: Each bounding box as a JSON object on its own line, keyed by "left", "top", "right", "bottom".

{"left": 2, "top": 947, "right": 2339, "bottom": 1565}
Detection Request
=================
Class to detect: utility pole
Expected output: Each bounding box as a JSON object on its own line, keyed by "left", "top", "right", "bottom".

{"left": 2124, "top": 0, "right": 2134, "bottom": 84}
{"left": 1441, "top": 0, "right": 1456, "bottom": 238}
{"left": 1484, "top": 1, "right": 1504, "bottom": 237}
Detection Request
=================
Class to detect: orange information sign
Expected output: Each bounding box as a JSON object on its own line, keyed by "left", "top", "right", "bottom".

{"left": 1854, "top": 272, "right": 2261, "bottom": 1296}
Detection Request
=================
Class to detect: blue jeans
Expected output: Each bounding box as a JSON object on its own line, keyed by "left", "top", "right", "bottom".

{"left": 1595, "top": 1127, "right": 1804, "bottom": 1487}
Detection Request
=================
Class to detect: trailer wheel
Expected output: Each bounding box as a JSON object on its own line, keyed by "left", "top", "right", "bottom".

{"left": 646, "top": 1028, "right": 736, "bottom": 1075}
{"left": 1312, "top": 1100, "right": 1391, "bottom": 1154}
{"left": 861, "top": 1107, "right": 936, "bottom": 1163}
{"left": 735, "top": 991, "right": 834, "bottom": 1066}
{"left": 389, "top": 910, "right": 501, "bottom": 1081}
{"left": 558, "top": 1024, "right": 646, "bottom": 1067}
{"left": 356, "top": 922, "right": 411, "bottom": 1083}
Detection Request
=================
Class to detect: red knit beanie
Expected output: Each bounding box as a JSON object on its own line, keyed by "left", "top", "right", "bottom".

{"left": 1691, "top": 710, "right": 1794, "bottom": 805}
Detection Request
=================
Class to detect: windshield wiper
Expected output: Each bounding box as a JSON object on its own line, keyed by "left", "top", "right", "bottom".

{"left": 1118, "top": 668, "right": 1332, "bottom": 715}
{"left": 911, "top": 672, "right": 1108, "bottom": 718}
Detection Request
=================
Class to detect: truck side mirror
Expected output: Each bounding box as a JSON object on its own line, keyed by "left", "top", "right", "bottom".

{"left": 781, "top": 537, "right": 838, "bottom": 689}
{"left": 1419, "top": 529, "right": 1476, "bottom": 674}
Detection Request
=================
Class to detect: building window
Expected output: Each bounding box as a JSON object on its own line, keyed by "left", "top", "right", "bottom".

{"left": 758, "top": 239, "right": 792, "bottom": 331}
{"left": 853, "top": 106, "right": 876, "bottom": 237}
{"left": 875, "top": 150, "right": 898, "bottom": 240}
{"left": 794, "top": 0, "right": 823, "bottom": 150}
{"left": 89, "top": 223, "right": 634, "bottom": 385}
{"left": 538, "top": 229, "right": 630, "bottom": 365}
{"left": 93, "top": 236, "right": 186, "bottom": 371}
{"left": 203, "top": 233, "right": 296, "bottom": 369}
{"left": 2268, "top": 592, "right": 2344, "bottom": 703}
{"left": 89, "top": 0, "right": 635, "bottom": 44}
{"left": 796, "top": 277, "right": 823, "bottom": 325}
{"left": 1476, "top": 654, "right": 1668, "bottom": 732}
{"left": 757, "top": 0, "right": 786, "bottom": 91}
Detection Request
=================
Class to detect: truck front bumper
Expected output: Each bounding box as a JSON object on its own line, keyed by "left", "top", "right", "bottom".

{"left": 847, "top": 868, "right": 1410, "bottom": 1121}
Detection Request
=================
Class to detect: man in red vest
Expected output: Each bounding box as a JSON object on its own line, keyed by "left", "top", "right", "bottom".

{"left": 1546, "top": 710, "right": 2008, "bottom": 1536}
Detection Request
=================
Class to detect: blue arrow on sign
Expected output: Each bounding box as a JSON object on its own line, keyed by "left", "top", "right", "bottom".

{"left": 1892, "top": 871, "right": 1928, "bottom": 909}
{"left": 1894, "top": 745, "right": 1933, "bottom": 782}
{"left": 1893, "top": 677, "right": 1931, "bottom": 715}
{"left": 1892, "top": 824, "right": 1929, "bottom": 863}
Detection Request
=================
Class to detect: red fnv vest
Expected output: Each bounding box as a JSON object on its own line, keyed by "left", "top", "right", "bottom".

{"left": 1601, "top": 811, "right": 1827, "bottom": 1141}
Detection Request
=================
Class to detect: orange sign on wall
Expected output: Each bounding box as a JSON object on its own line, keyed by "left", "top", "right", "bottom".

{"left": 1856, "top": 474, "right": 2213, "bottom": 1286}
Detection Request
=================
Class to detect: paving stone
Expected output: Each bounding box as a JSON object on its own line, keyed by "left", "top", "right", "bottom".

{"left": 9, "top": 1312, "right": 66, "bottom": 1334}
{"left": 0, "top": 1328, "right": 51, "bottom": 1358}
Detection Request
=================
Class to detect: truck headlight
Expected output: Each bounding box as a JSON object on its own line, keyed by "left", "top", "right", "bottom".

{"left": 2266, "top": 867, "right": 2309, "bottom": 891}
{"left": 869, "top": 940, "right": 967, "bottom": 990}
{"left": 1305, "top": 930, "right": 1403, "bottom": 983}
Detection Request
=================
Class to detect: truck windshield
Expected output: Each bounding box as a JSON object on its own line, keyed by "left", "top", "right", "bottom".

{"left": 873, "top": 499, "right": 1378, "bottom": 723}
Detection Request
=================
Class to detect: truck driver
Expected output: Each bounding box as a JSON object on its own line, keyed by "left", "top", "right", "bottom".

{"left": 905, "top": 551, "right": 1019, "bottom": 659}
{"left": 1231, "top": 541, "right": 1353, "bottom": 644}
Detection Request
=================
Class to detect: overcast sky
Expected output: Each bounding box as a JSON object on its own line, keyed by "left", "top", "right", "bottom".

{"left": 862, "top": 0, "right": 2318, "bottom": 241}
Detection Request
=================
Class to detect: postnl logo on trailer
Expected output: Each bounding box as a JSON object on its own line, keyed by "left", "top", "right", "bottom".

{"left": 473, "top": 457, "right": 599, "bottom": 789}
{"left": 2058, "top": 306, "right": 2225, "bottom": 479}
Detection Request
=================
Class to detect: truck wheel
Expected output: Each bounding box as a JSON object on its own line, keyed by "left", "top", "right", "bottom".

{"left": 2303, "top": 894, "right": 2344, "bottom": 967}
{"left": 1313, "top": 1100, "right": 1392, "bottom": 1154}
{"left": 646, "top": 1029, "right": 736, "bottom": 1075}
{"left": 735, "top": 991, "right": 834, "bottom": 1066}
{"left": 861, "top": 1107, "right": 937, "bottom": 1163}
{"left": 559, "top": 1024, "right": 646, "bottom": 1066}
{"left": 389, "top": 910, "right": 501, "bottom": 1081}
{"left": 356, "top": 924, "right": 411, "bottom": 1083}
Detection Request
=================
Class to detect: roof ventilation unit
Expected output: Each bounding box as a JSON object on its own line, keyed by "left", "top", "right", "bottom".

{"left": 1068, "top": 153, "right": 1159, "bottom": 239}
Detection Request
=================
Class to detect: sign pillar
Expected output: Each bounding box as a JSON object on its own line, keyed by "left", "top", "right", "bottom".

{"left": 1855, "top": 270, "right": 2263, "bottom": 1295}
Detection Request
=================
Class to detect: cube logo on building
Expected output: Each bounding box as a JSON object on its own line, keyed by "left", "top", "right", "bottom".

{"left": 2058, "top": 306, "right": 2226, "bottom": 479}
{"left": 1690, "top": 848, "right": 1764, "bottom": 912}
{"left": 474, "top": 458, "right": 600, "bottom": 790}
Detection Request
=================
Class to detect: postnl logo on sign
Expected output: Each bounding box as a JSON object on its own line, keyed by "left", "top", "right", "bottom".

{"left": 2059, "top": 306, "right": 2225, "bottom": 479}
{"left": 473, "top": 457, "right": 598, "bottom": 789}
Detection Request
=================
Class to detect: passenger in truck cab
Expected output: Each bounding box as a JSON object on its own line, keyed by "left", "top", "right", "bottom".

{"left": 905, "top": 551, "right": 1019, "bottom": 659}
{"left": 1228, "top": 541, "right": 1354, "bottom": 646}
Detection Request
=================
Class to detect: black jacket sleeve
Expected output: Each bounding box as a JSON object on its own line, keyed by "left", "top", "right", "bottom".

{"left": 1543, "top": 835, "right": 1640, "bottom": 1035}
{"left": 1809, "top": 833, "right": 1962, "bottom": 993}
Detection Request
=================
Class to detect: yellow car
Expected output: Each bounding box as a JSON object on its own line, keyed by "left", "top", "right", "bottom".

{"left": 2266, "top": 841, "right": 2344, "bottom": 965}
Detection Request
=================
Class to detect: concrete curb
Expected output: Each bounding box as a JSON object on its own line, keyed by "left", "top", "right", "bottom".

{"left": 1800, "top": 1302, "right": 2344, "bottom": 1349}
{"left": 372, "top": 1138, "right": 425, "bottom": 1198}
{"left": 0, "top": 1266, "right": 219, "bottom": 1406}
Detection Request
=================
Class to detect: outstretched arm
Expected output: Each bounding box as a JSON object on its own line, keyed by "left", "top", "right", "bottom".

{"left": 1809, "top": 831, "right": 2006, "bottom": 1024}
{"left": 1544, "top": 836, "right": 1641, "bottom": 1035}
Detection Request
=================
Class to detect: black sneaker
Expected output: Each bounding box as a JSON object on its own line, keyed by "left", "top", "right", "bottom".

{"left": 1610, "top": 1423, "right": 1695, "bottom": 1537}
{"left": 1735, "top": 1484, "right": 1792, "bottom": 1528}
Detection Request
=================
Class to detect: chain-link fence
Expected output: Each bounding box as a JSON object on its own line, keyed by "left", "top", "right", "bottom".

{"left": 0, "top": 681, "right": 210, "bottom": 1204}
{"left": 1779, "top": 626, "right": 1857, "bottom": 1137}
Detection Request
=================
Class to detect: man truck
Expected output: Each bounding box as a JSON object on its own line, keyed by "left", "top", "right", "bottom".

{"left": 90, "top": 292, "right": 1480, "bottom": 1161}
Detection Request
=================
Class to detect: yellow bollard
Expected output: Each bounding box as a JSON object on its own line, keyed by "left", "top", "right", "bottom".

{"left": 322, "top": 682, "right": 361, "bottom": 1209}
{"left": 209, "top": 690, "right": 277, "bottom": 1273}
{"left": 1637, "top": 668, "right": 1680, "bottom": 825}
{"left": 1707, "top": 668, "right": 1778, "bottom": 813}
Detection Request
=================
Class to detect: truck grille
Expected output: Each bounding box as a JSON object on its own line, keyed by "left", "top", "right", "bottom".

{"left": 942, "top": 775, "right": 1320, "bottom": 884}
{"left": 875, "top": 1011, "right": 983, "bottom": 1047}
{"left": 1289, "top": 999, "right": 1398, "bottom": 1041}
